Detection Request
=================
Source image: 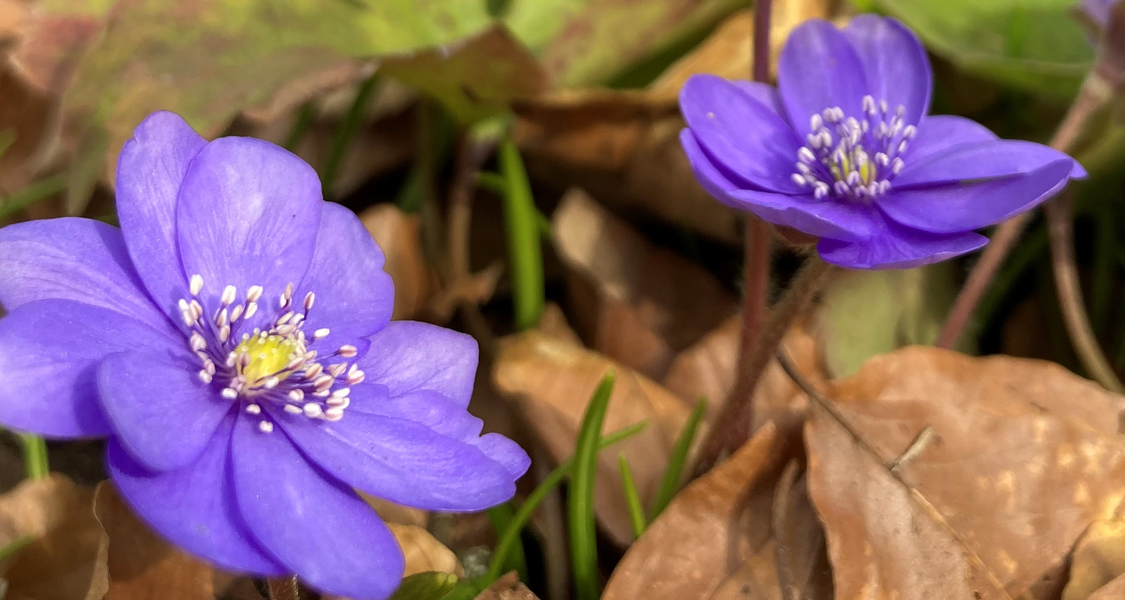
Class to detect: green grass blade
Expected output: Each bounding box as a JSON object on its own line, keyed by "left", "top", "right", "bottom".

{"left": 486, "top": 504, "right": 527, "bottom": 582}
{"left": 0, "top": 534, "right": 32, "bottom": 563}
{"left": 19, "top": 433, "right": 48, "bottom": 480}
{"left": 569, "top": 372, "right": 616, "bottom": 600}
{"left": 475, "top": 171, "right": 507, "bottom": 195}
{"left": 321, "top": 74, "right": 379, "bottom": 197}
{"left": 648, "top": 396, "right": 706, "bottom": 520}
{"left": 389, "top": 572, "right": 459, "bottom": 600}
{"left": 618, "top": 454, "right": 646, "bottom": 538}
{"left": 485, "top": 419, "right": 648, "bottom": 583}
{"left": 283, "top": 102, "right": 317, "bottom": 152}
{"left": 498, "top": 137, "right": 544, "bottom": 331}
{"left": 0, "top": 176, "right": 67, "bottom": 220}
{"left": 0, "top": 129, "right": 16, "bottom": 159}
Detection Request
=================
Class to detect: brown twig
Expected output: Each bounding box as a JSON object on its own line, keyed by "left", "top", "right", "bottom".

{"left": 772, "top": 459, "right": 802, "bottom": 600}
{"left": 266, "top": 576, "right": 303, "bottom": 600}
{"left": 691, "top": 256, "right": 836, "bottom": 478}
{"left": 937, "top": 73, "right": 1112, "bottom": 350}
{"left": 1046, "top": 194, "right": 1125, "bottom": 392}
{"left": 739, "top": 219, "right": 772, "bottom": 379}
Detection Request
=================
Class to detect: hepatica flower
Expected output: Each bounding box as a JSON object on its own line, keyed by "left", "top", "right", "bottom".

{"left": 680, "top": 16, "right": 1085, "bottom": 269}
{"left": 0, "top": 112, "right": 529, "bottom": 599}
{"left": 1081, "top": 0, "right": 1115, "bottom": 28}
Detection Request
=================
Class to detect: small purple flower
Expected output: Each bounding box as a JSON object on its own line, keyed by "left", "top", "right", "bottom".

{"left": 1081, "top": 0, "right": 1116, "bottom": 28}
{"left": 0, "top": 112, "right": 529, "bottom": 599}
{"left": 680, "top": 16, "right": 1086, "bottom": 269}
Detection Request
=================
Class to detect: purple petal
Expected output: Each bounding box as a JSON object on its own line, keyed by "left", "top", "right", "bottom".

{"left": 730, "top": 81, "right": 784, "bottom": 117}
{"left": 878, "top": 160, "right": 1074, "bottom": 234}
{"left": 779, "top": 19, "right": 870, "bottom": 132}
{"left": 0, "top": 218, "right": 170, "bottom": 332}
{"left": 107, "top": 416, "right": 286, "bottom": 575}
{"left": 176, "top": 137, "right": 322, "bottom": 309}
{"left": 355, "top": 321, "right": 478, "bottom": 407}
{"left": 273, "top": 407, "right": 518, "bottom": 512}
{"left": 230, "top": 414, "right": 404, "bottom": 600}
{"left": 116, "top": 112, "right": 207, "bottom": 318}
{"left": 843, "top": 16, "right": 931, "bottom": 126}
{"left": 476, "top": 433, "right": 532, "bottom": 480}
{"left": 680, "top": 130, "right": 875, "bottom": 241}
{"left": 895, "top": 140, "right": 1085, "bottom": 189}
{"left": 679, "top": 74, "right": 804, "bottom": 193}
{"left": 296, "top": 203, "right": 394, "bottom": 343}
{"left": 817, "top": 215, "right": 988, "bottom": 269}
{"left": 0, "top": 300, "right": 184, "bottom": 437}
{"left": 1083, "top": 0, "right": 1113, "bottom": 27}
{"left": 98, "top": 352, "right": 232, "bottom": 472}
{"left": 904, "top": 115, "right": 998, "bottom": 164}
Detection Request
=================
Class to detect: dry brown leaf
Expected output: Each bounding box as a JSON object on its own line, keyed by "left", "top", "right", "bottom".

{"left": 363, "top": 494, "right": 429, "bottom": 529}
{"left": 360, "top": 204, "right": 437, "bottom": 320}
{"left": 493, "top": 330, "right": 693, "bottom": 545}
{"left": 387, "top": 523, "right": 464, "bottom": 578}
{"left": 94, "top": 482, "right": 214, "bottom": 600}
{"left": 805, "top": 347, "right": 1125, "bottom": 600}
{"left": 1062, "top": 520, "right": 1125, "bottom": 600}
{"left": 0, "top": 474, "right": 105, "bottom": 600}
{"left": 552, "top": 188, "right": 736, "bottom": 380}
{"left": 602, "top": 423, "right": 790, "bottom": 599}
{"left": 473, "top": 571, "right": 539, "bottom": 600}
{"left": 1088, "top": 574, "right": 1125, "bottom": 600}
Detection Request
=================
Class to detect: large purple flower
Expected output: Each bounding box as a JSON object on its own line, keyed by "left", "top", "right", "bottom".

{"left": 680, "top": 16, "right": 1086, "bottom": 269}
{"left": 0, "top": 112, "right": 529, "bottom": 599}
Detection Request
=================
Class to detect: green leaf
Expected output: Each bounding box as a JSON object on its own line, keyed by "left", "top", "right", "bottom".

{"left": 618, "top": 454, "right": 647, "bottom": 538}
{"left": 486, "top": 505, "right": 528, "bottom": 582}
{"left": 18, "top": 433, "right": 49, "bottom": 480}
{"left": 869, "top": 0, "right": 1093, "bottom": 97}
{"left": 569, "top": 372, "right": 616, "bottom": 600}
{"left": 390, "top": 572, "right": 460, "bottom": 600}
{"left": 648, "top": 396, "right": 707, "bottom": 521}
{"left": 498, "top": 136, "right": 545, "bottom": 331}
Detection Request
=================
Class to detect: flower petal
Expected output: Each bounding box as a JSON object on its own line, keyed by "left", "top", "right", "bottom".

{"left": 176, "top": 137, "right": 322, "bottom": 309}
{"left": 731, "top": 81, "right": 784, "bottom": 117}
{"left": 0, "top": 300, "right": 184, "bottom": 437}
{"left": 116, "top": 112, "right": 207, "bottom": 318}
{"left": 878, "top": 159, "right": 1074, "bottom": 234}
{"left": 843, "top": 16, "right": 931, "bottom": 126}
{"left": 779, "top": 19, "right": 870, "bottom": 131}
{"left": 98, "top": 352, "right": 232, "bottom": 472}
{"left": 896, "top": 140, "right": 1084, "bottom": 189}
{"left": 681, "top": 130, "right": 875, "bottom": 241}
{"left": 231, "top": 413, "right": 404, "bottom": 600}
{"left": 904, "top": 115, "right": 998, "bottom": 164}
{"left": 817, "top": 216, "right": 988, "bottom": 269}
{"left": 0, "top": 218, "right": 170, "bottom": 331}
{"left": 476, "top": 433, "right": 532, "bottom": 480}
{"left": 355, "top": 321, "right": 477, "bottom": 407}
{"left": 107, "top": 416, "right": 286, "bottom": 575}
{"left": 680, "top": 74, "right": 804, "bottom": 193}
{"left": 296, "top": 202, "right": 394, "bottom": 343}
{"left": 273, "top": 407, "right": 518, "bottom": 512}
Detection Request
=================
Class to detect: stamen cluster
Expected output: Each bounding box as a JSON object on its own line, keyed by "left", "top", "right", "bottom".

{"left": 177, "top": 274, "right": 365, "bottom": 432}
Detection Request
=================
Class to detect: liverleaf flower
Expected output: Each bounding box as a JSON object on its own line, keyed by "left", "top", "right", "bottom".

{"left": 1080, "top": 0, "right": 1116, "bottom": 28}
{"left": 679, "top": 16, "right": 1086, "bottom": 269}
{"left": 0, "top": 112, "right": 529, "bottom": 600}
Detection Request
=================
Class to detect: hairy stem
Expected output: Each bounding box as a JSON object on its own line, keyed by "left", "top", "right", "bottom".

{"left": 937, "top": 73, "right": 1111, "bottom": 349}
{"left": 739, "top": 219, "right": 772, "bottom": 380}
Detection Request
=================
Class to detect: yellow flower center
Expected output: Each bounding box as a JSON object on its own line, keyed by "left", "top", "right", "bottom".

{"left": 234, "top": 334, "right": 301, "bottom": 384}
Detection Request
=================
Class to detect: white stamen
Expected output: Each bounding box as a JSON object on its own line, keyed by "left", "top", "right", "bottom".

{"left": 313, "top": 328, "right": 330, "bottom": 340}
{"left": 277, "top": 311, "right": 295, "bottom": 326}
{"left": 190, "top": 332, "right": 207, "bottom": 352}
{"left": 346, "top": 369, "right": 365, "bottom": 386}
{"left": 810, "top": 113, "right": 823, "bottom": 133}
{"left": 791, "top": 173, "right": 807, "bottom": 186}
{"left": 331, "top": 387, "right": 351, "bottom": 398}
{"left": 328, "top": 363, "right": 347, "bottom": 378}
{"left": 219, "top": 325, "right": 231, "bottom": 343}
{"left": 304, "top": 292, "right": 315, "bottom": 311}
{"left": 198, "top": 371, "right": 213, "bottom": 384}
{"left": 303, "top": 403, "right": 323, "bottom": 418}
{"left": 246, "top": 404, "right": 261, "bottom": 415}
{"left": 190, "top": 274, "right": 204, "bottom": 296}
{"left": 259, "top": 420, "right": 274, "bottom": 433}
{"left": 244, "top": 302, "right": 258, "bottom": 321}
{"left": 222, "top": 388, "right": 238, "bottom": 400}
{"left": 324, "top": 407, "right": 344, "bottom": 421}
{"left": 289, "top": 389, "right": 305, "bottom": 402}
{"left": 284, "top": 404, "right": 303, "bottom": 415}
{"left": 262, "top": 377, "right": 280, "bottom": 389}
{"left": 221, "top": 285, "right": 237, "bottom": 306}
{"left": 798, "top": 147, "right": 816, "bottom": 164}
{"left": 338, "top": 345, "right": 358, "bottom": 358}
{"left": 313, "top": 375, "right": 334, "bottom": 390}
{"left": 230, "top": 304, "right": 244, "bottom": 323}
{"left": 304, "top": 363, "right": 324, "bottom": 379}
{"left": 892, "top": 158, "right": 905, "bottom": 175}
{"left": 246, "top": 285, "right": 263, "bottom": 303}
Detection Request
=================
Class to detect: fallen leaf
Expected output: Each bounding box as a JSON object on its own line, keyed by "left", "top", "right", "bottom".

{"left": 0, "top": 474, "right": 105, "bottom": 600}
{"left": 1089, "top": 574, "right": 1125, "bottom": 600}
{"left": 364, "top": 494, "right": 429, "bottom": 529}
{"left": 805, "top": 347, "right": 1125, "bottom": 600}
{"left": 601, "top": 423, "right": 790, "bottom": 599}
{"left": 493, "top": 330, "right": 693, "bottom": 545}
{"left": 388, "top": 523, "right": 464, "bottom": 578}
{"left": 552, "top": 188, "right": 736, "bottom": 380}
{"left": 360, "top": 204, "right": 437, "bottom": 320}
{"left": 473, "top": 572, "right": 539, "bottom": 600}
{"left": 1062, "top": 520, "right": 1125, "bottom": 600}
{"left": 94, "top": 482, "right": 214, "bottom": 600}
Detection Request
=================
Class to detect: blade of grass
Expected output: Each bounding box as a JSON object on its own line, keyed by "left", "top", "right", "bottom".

{"left": 19, "top": 433, "right": 48, "bottom": 479}
{"left": 0, "top": 175, "right": 67, "bottom": 220}
{"left": 498, "top": 136, "right": 544, "bottom": 331}
{"left": 486, "top": 504, "right": 528, "bottom": 582}
{"left": 283, "top": 102, "right": 317, "bottom": 152}
{"left": 618, "top": 454, "right": 646, "bottom": 538}
{"left": 0, "top": 534, "right": 32, "bottom": 562}
{"left": 486, "top": 419, "right": 648, "bottom": 583}
{"left": 475, "top": 171, "right": 507, "bottom": 195}
{"left": 649, "top": 396, "right": 707, "bottom": 520}
{"left": 0, "top": 129, "right": 16, "bottom": 158}
{"left": 321, "top": 73, "right": 379, "bottom": 197}
{"left": 569, "top": 372, "right": 616, "bottom": 600}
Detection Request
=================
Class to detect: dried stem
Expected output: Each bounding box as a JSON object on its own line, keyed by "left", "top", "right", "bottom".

{"left": 1046, "top": 194, "right": 1125, "bottom": 392}
{"left": 739, "top": 219, "right": 772, "bottom": 374}
{"left": 937, "top": 73, "right": 1112, "bottom": 349}
{"left": 266, "top": 576, "right": 303, "bottom": 600}
{"left": 691, "top": 256, "right": 836, "bottom": 478}
{"left": 772, "top": 459, "right": 802, "bottom": 600}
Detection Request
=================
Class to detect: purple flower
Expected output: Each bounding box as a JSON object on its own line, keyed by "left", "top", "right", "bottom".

{"left": 679, "top": 16, "right": 1085, "bottom": 269}
{"left": 0, "top": 112, "right": 529, "bottom": 599}
{"left": 1081, "top": 0, "right": 1116, "bottom": 28}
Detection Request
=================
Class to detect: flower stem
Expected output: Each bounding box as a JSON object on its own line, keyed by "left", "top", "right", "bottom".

{"left": 752, "top": 0, "right": 773, "bottom": 84}
{"left": 19, "top": 433, "right": 48, "bottom": 480}
{"left": 691, "top": 256, "right": 836, "bottom": 478}
{"left": 937, "top": 73, "right": 1111, "bottom": 349}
